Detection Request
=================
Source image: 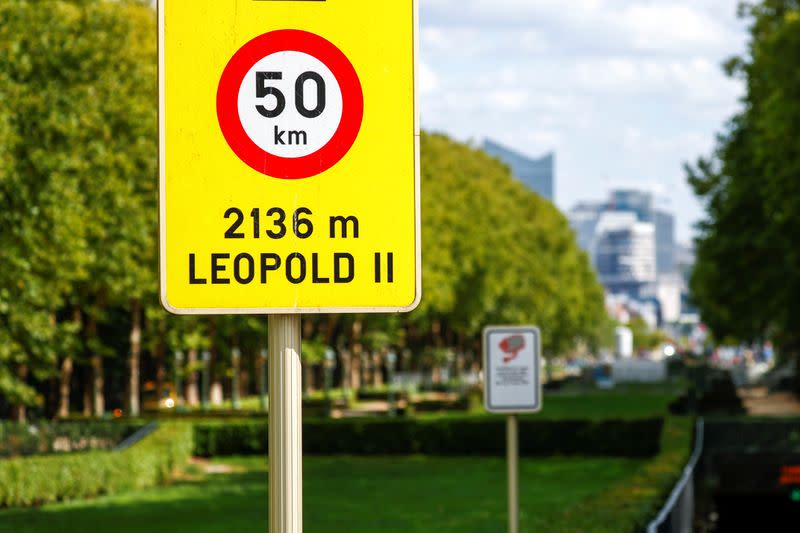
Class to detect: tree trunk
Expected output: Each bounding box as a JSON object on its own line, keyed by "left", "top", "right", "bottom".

{"left": 432, "top": 319, "right": 444, "bottom": 384}
{"left": 340, "top": 349, "right": 351, "bottom": 392}
{"left": 207, "top": 317, "right": 223, "bottom": 405}
{"left": 128, "top": 298, "right": 142, "bottom": 417}
{"left": 10, "top": 403, "right": 26, "bottom": 423}
{"left": 82, "top": 365, "right": 92, "bottom": 417}
{"left": 58, "top": 356, "right": 73, "bottom": 418}
{"left": 154, "top": 317, "right": 167, "bottom": 402}
{"left": 351, "top": 319, "right": 363, "bottom": 389}
{"left": 372, "top": 353, "right": 383, "bottom": 387}
{"left": 58, "top": 308, "right": 82, "bottom": 419}
{"left": 186, "top": 348, "right": 199, "bottom": 406}
{"left": 88, "top": 315, "right": 105, "bottom": 417}
{"left": 91, "top": 354, "right": 104, "bottom": 417}
{"left": 10, "top": 365, "right": 28, "bottom": 423}
{"left": 351, "top": 351, "right": 361, "bottom": 390}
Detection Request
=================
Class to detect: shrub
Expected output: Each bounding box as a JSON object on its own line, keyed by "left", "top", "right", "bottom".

{"left": 193, "top": 416, "right": 664, "bottom": 458}
{"left": 0, "top": 421, "right": 144, "bottom": 458}
{"left": 356, "top": 388, "right": 410, "bottom": 402}
{"left": 0, "top": 423, "right": 192, "bottom": 508}
{"left": 411, "top": 396, "right": 469, "bottom": 413}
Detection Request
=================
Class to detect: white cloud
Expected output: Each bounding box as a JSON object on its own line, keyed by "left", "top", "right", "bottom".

{"left": 487, "top": 89, "right": 528, "bottom": 112}
{"left": 418, "top": 0, "right": 749, "bottom": 241}
{"left": 419, "top": 62, "right": 440, "bottom": 94}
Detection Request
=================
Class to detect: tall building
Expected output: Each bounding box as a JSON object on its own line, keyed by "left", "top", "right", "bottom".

{"left": 568, "top": 189, "right": 680, "bottom": 325}
{"left": 570, "top": 189, "right": 675, "bottom": 275}
{"left": 594, "top": 212, "right": 657, "bottom": 297}
{"left": 483, "top": 139, "right": 555, "bottom": 201}
{"left": 610, "top": 189, "right": 654, "bottom": 222}
{"left": 568, "top": 202, "right": 605, "bottom": 256}
{"left": 654, "top": 210, "right": 675, "bottom": 275}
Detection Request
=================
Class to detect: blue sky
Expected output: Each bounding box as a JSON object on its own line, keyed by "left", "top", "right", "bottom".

{"left": 418, "top": 0, "right": 749, "bottom": 244}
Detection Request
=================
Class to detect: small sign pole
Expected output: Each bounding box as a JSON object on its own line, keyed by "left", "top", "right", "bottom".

{"left": 268, "top": 314, "right": 303, "bottom": 533}
{"left": 507, "top": 414, "right": 519, "bottom": 533}
{"left": 483, "top": 326, "right": 542, "bottom": 533}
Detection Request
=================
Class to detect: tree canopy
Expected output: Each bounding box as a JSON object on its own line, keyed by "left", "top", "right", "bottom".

{"left": 688, "top": 0, "right": 800, "bottom": 364}
{"left": 0, "top": 0, "right": 611, "bottom": 417}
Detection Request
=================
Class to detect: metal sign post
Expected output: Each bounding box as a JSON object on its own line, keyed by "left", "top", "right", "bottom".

{"left": 483, "top": 326, "right": 542, "bottom": 533}
{"left": 506, "top": 414, "right": 519, "bottom": 533}
{"left": 268, "top": 315, "right": 303, "bottom": 533}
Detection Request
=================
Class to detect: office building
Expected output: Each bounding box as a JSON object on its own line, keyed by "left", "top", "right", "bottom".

{"left": 483, "top": 139, "right": 555, "bottom": 202}
{"left": 594, "top": 211, "right": 657, "bottom": 297}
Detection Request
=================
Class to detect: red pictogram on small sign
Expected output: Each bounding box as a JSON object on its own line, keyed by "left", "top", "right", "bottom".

{"left": 499, "top": 335, "right": 526, "bottom": 363}
{"left": 217, "top": 29, "right": 364, "bottom": 179}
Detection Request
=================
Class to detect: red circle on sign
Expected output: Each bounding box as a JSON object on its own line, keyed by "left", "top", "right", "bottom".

{"left": 217, "top": 30, "right": 364, "bottom": 179}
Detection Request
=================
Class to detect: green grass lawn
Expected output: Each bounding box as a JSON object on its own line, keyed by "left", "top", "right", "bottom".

{"left": 534, "top": 387, "right": 679, "bottom": 419}
{"left": 0, "top": 455, "right": 646, "bottom": 533}
{"left": 416, "top": 385, "right": 681, "bottom": 422}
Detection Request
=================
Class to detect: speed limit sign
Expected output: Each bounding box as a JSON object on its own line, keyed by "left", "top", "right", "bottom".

{"left": 159, "top": 1, "right": 419, "bottom": 314}
{"left": 216, "top": 30, "right": 364, "bottom": 179}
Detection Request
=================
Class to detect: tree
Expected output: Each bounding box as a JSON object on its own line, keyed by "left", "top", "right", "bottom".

{"left": 0, "top": 0, "right": 158, "bottom": 417}
{"left": 688, "top": 0, "right": 800, "bottom": 390}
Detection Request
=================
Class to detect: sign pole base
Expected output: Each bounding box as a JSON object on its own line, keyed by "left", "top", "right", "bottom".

{"left": 507, "top": 414, "right": 519, "bottom": 533}
{"left": 268, "top": 314, "right": 303, "bottom": 533}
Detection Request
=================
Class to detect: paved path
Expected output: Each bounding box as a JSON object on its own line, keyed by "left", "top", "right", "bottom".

{"left": 739, "top": 386, "right": 800, "bottom": 416}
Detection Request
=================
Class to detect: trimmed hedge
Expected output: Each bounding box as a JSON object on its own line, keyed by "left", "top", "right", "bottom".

{"left": 356, "top": 388, "right": 410, "bottom": 402}
{"left": 0, "top": 421, "right": 144, "bottom": 458}
{"left": 411, "top": 397, "right": 469, "bottom": 412}
{"left": 0, "top": 422, "right": 193, "bottom": 508}
{"left": 194, "top": 416, "right": 664, "bottom": 458}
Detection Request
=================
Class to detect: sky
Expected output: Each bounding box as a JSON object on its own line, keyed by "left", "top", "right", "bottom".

{"left": 417, "top": 0, "right": 750, "bottom": 244}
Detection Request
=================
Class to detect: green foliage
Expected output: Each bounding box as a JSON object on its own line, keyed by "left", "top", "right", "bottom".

{"left": 0, "top": 422, "right": 192, "bottom": 508}
{"left": 688, "top": 1, "right": 800, "bottom": 363}
{"left": 0, "top": 0, "right": 157, "bottom": 406}
{"left": 0, "top": 3, "right": 609, "bottom": 413}
{"left": 193, "top": 417, "right": 664, "bottom": 458}
{"left": 0, "top": 421, "right": 144, "bottom": 458}
{"left": 415, "top": 133, "right": 607, "bottom": 354}
{"left": 0, "top": 455, "right": 649, "bottom": 533}
{"left": 629, "top": 316, "right": 667, "bottom": 351}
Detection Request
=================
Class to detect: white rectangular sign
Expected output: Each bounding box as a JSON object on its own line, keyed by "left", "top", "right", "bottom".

{"left": 483, "top": 326, "right": 542, "bottom": 413}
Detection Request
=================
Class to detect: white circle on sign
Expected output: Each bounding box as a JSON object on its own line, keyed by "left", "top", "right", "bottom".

{"left": 237, "top": 51, "right": 344, "bottom": 159}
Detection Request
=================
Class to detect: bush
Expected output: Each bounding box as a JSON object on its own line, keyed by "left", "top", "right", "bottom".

{"left": 0, "top": 423, "right": 192, "bottom": 508}
{"left": 411, "top": 396, "right": 469, "bottom": 413}
{"left": 669, "top": 368, "right": 745, "bottom": 415}
{"left": 356, "top": 388, "right": 410, "bottom": 402}
{"left": 193, "top": 416, "right": 664, "bottom": 458}
{"left": 0, "top": 421, "right": 144, "bottom": 458}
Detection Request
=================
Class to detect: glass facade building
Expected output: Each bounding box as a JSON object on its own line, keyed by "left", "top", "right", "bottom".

{"left": 483, "top": 139, "right": 555, "bottom": 202}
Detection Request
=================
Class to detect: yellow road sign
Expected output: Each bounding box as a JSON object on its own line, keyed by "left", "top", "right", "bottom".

{"left": 159, "top": 1, "right": 420, "bottom": 314}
